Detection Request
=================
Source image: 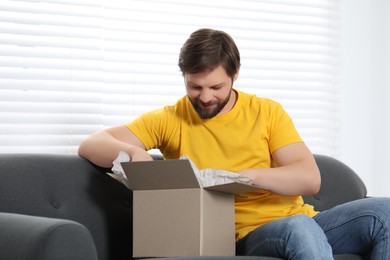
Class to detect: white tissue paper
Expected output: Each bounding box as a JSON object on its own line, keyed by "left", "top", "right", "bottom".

{"left": 180, "top": 155, "right": 253, "bottom": 187}
{"left": 108, "top": 151, "right": 131, "bottom": 188}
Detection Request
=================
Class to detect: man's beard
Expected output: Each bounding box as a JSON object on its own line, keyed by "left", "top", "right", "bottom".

{"left": 188, "top": 90, "right": 232, "bottom": 119}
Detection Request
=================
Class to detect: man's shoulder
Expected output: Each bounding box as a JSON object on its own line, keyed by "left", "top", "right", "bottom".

{"left": 237, "top": 90, "right": 281, "bottom": 108}
{"left": 161, "top": 95, "right": 188, "bottom": 114}
{"left": 138, "top": 96, "right": 189, "bottom": 122}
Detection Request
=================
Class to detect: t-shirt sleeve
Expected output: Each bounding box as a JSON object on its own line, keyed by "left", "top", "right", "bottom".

{"left": 267, "top": 101, "right": 303, "bottom": 153}
{"left": 125, "top": 108, "right": 172, "bottom": 151}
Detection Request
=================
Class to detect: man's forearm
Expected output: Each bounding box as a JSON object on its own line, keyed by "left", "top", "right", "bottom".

{"left": 78, "top": 131, "right": 152, "bottom": 168}
{"left": 238, "top": 160, "right": 320, "bottom": 196}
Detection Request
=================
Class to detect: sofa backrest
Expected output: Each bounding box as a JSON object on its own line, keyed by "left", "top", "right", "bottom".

{"left": 303, "top": 154, "right": 367, "bottom": 211}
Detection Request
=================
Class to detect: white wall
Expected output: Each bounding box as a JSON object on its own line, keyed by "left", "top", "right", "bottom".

{"left": 340, "top": 0, "right": 390, "bottom": 196}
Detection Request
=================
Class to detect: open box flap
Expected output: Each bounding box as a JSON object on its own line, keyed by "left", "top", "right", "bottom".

{"left": 204, "top": 182, "right": 263, "bottom": 194}
{"left": 121, "top": 159, "right": 200, "bottom": 191}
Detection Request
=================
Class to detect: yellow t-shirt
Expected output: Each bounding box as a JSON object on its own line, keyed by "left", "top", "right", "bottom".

{"left": 125, "top": 89, "right": 318, "bottom": 240}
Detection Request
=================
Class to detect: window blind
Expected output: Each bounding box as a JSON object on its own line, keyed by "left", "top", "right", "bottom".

{"left": 0, "top": 0, "right": 341, "bottom": 156}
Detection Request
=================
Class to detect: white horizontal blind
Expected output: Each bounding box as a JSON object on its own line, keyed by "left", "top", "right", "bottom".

{"left": 0, "top": 0, "right": 341, "bottom": 156}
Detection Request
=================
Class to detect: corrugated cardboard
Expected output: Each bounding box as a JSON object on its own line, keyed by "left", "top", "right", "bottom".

{"left": 121, "top": 159, "right": 261, "bottom": 258}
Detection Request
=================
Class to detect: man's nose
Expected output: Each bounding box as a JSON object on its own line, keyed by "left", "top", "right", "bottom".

{"left": 199, "top": 89, "right": 213, "bottom": 103}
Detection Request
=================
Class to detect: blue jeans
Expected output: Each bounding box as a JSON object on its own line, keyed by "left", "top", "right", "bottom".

{"left": 236, "top": 197, "right": 390, "bottom": 259}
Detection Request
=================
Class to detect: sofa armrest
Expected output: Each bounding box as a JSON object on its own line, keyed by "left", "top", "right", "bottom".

{"left": 0, "top": 212, "right": 98, "bottom": 260}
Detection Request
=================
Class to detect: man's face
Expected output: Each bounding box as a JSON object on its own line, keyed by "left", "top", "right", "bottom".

{"left": 184, "top": 65, "right": 238, "bottom": 119}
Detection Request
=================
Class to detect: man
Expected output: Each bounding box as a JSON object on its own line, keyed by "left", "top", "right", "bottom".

{"left": 79, "top": 28, "right": 390, "bottom": 259}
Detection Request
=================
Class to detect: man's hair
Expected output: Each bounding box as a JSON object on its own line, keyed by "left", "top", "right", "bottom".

{"left": 178, "top": 28, "right": 240, "bottom": 78}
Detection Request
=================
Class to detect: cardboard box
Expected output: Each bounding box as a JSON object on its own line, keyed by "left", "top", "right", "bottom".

{"left": 121, "top": 159, "right": 261, "bottom": 258}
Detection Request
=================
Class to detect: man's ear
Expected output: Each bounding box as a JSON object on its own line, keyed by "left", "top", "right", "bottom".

{"left": 233, "top": 67, "right": 240, "bottom": 81}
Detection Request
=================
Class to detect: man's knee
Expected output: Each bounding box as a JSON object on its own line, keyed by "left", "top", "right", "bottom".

{"left": 282, "top": 215, "right": 326, "bottom": 242}
{"left": 283, "top": 215, "right": 332, "bottom": 258}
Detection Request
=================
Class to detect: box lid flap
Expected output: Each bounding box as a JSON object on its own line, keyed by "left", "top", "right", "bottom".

{"left": 121, "top": 159, "right": 200, "bottom": 190}
{"left": 204, "top": 182, "right": 262, "bottom": 194}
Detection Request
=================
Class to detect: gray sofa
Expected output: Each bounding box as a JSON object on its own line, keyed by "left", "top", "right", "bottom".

{"left": 0, "top": 153, "right": 369, "bottom": 260}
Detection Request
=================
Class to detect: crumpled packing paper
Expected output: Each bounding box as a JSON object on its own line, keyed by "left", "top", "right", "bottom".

{"left": 180, "top": 155, "right": 253, "bottom": 187}
{"left": 108, "top": 152, "right": 253, "bottom": 188}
